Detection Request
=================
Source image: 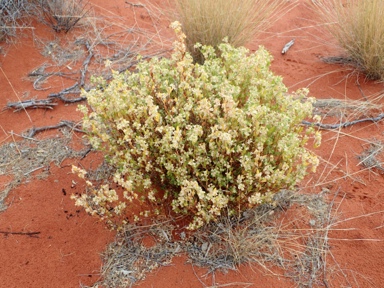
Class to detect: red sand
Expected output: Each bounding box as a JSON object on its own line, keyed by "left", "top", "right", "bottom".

{"left": 0, "top": 1, "right": 383, "bottom": 287}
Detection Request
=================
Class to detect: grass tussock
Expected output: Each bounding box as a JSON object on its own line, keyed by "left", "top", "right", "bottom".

{"left": 172, "top": 0, "right": 284, "bottom": 63}
{"left": 316, "top": 0, "right": 384, "bottom": 80}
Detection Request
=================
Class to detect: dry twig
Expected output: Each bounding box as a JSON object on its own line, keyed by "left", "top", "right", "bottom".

{"left": 125, "top": 1, "right": 145, "bottom": 7}
{"left": 0, "top": 230, "right": 40, "bottom": 237}
{"left": 6, "top": 99, "right": 57, "bottom": 112}
{"left": 28, "top": 65, "right": 75, "bottom": 90}
{"left": 48, "top": 39, "right": 93, "bottom": 103}
{"left": 302, "top": 113, "right": 384, "bottom": 129}
{"left": 25, "top": 120, "right": 84, "bottom": 138}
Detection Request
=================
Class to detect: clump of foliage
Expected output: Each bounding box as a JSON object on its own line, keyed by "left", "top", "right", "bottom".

{"left": 173, "top": 0, "right": 284, "bottom": 63}
{"left": 73, "top": 22, "right": 321, "bottom": 230}
{"left": 316, "top": 0, "right": 384, "bottom": 80}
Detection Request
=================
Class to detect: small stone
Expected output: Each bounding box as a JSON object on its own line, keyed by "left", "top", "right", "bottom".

{"left": 309, "top": 219, "right": 316, "bottom": 226}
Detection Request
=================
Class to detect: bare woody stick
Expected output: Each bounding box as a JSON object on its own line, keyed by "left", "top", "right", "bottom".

{"left": 0, "top": 230, "right": 40, "bottom": 237}
{"left": 6, "top": 99, "right": 58, "bottom": 112}
{"left": 302, "top": 113, "right": 384, "bottom": 129}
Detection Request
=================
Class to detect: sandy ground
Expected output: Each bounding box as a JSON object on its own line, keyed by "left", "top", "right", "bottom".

{"left": 0, "top": 0, "right": 383, "bottom": 287}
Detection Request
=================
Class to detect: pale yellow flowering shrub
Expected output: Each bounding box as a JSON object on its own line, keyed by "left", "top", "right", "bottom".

{"left": 74, "top": 22, "right": 321, "bottom": 229}
{"left": 71, "top": 166, "right": 126, "bottom": 220}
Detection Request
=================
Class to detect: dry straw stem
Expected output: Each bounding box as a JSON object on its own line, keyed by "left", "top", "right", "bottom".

{"left": 306, "top": 89, "right": 384, "bottom": 187}
{"left": 0, "top": 67, "right": 32, "bottom": 123}
{"left": 308, "top": 130, "right": 375, "bottom": 188}
{"left": 172, "top": 0, "right": 285, "bottom": 62}
{"left": 315, "top": 0, "right": 384, "bottom": 80}
{"left": 313, "top": 96, "right": 384, "bottom": 120}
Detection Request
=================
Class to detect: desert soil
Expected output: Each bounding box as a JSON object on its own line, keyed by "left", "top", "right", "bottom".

{"left": 0, "top": 0, "right": 383, "bottom": 287}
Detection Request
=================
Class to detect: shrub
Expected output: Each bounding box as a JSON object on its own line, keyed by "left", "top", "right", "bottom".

{"left": 172, "top": 0, "right": 284, "bottom": 63}
{"left": 316, "top": 0, "right": 384, "bottom": 80}
{"left": 73, "top": 22, "right": 321, "bottom": 230}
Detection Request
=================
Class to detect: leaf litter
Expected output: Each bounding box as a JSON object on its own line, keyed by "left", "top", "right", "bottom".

{"left": 86, "top": 189, "right": 336, "bottom": 288}
{"left": 0, "top": 131, "right": 89, "bottom": 211}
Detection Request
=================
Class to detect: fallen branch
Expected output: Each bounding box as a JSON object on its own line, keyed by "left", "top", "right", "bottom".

{"left": 28, "top": 66, "right": 75, "bottom": 91}
{"left": 6, "top": 99, "right": 58, "bottom": 112}
{"left": 80, "top": 146, "right": 92, "bottom": 159}
{"left": 25, "top": 120, "right": 84, "bottom": 138}
{"left": 48, "top": 40, "right": 93, "bottom": 103}
{"left": 47, "top": 82, "right": 86, "bottom": 103}
{"left": 0, "top": 230, "right": 41, "bottom": 237}
{"left": 321, "top": 56, "right": 355, "bottom": 65}
{"left": 125, "top": 1, "right": 145, "bottom": 7}
{"left": 302, "top": 113, "right": 384, "bottom": 129}
{"left": 47, "top": 88, "right": 87, "bottom": 103}
{"left": 79, "top": 40, "right": 93, "bottom": 87}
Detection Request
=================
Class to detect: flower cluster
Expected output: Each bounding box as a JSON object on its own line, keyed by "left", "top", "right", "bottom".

{"left": 74, "top": 21, "right": 321, "bottom": 229}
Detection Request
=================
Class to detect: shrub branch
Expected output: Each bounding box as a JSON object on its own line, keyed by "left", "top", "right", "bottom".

{"left": 302, "top": 113, "right": 384, "bottom": 129}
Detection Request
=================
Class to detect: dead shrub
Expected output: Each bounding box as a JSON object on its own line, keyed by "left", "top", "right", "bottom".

{"left": 32, "top": 0, "right": 90, "bottom": 33}
{"left": 0, "top": 0, "right": 31, "bottom": 41}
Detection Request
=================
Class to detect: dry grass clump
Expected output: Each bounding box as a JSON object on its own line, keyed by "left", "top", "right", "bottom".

{"left": 1, "top": 0, "right": 90, "bottom": 41}
{"left": 0, "top": 0, "right": 31, "bottom": 41}
{"left": 172, "top": 0, "right": 284, "bottom": 63}
{"left": 31, "top": 0, "right": 90, "bottom": 33}
{"left": 316, "top": 0, "right": 384, "bottom": 80}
